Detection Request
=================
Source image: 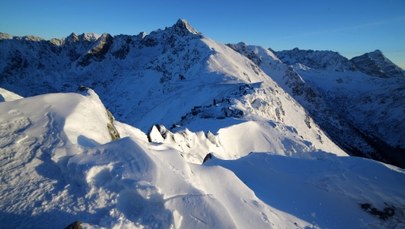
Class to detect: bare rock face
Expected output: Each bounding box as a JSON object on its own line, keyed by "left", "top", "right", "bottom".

{"left": 78, "top": 33, "right": 114, "bottom": 66}
{"left": 64, "top": 221, "right": 83, "bottom": 229}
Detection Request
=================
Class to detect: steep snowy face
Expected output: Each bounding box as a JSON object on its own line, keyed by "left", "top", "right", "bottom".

{"left": 351, "top": 50, "right": 405, "bottom": 78}
{"left": 229, "top": 44, "right": 371, "bottom": 152}
{"left": 276, "top": 48, "right": 356, "bottom": 72}
{"left": 293, "top": 67, "right": 405, "bottom": 166}
{"left": 231, "top": 43, "right": 405, "bottom": 168}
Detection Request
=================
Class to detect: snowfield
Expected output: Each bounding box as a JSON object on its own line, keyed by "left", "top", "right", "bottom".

{"left": 1, "top": 19, "right": 405, "bottom": 228}
{"left": 0, "top": 91, "right": 310, "bottom": 228}
{"left": 1, "top": 90, "right": 404, "bottom": 228}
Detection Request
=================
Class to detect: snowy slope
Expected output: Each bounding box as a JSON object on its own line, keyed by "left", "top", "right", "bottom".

{"left": 0, "top": 19, "right": 346, "bottom": 160}
{"left": 0, "top": 91, "right": 314, "bottom": 228}
{"left": 293, "top": 67, "right": 405, "bottom": 166}
{"left": 1, "top": 19, "right": 405, "bottom": 227}
{"left": 206, "top": 153, "right": 405, "bottom": 228}
{"left": 351, "top": 50, "right": 405, "bottom": 78}
{"left": 1, "top": 90, "right": 404, "bottom": 228}
{"left": 230, "top": 43, "right": 405, "bottom": 167}
{"left": 0, "top": 87, "right": 22, "bottom": 101}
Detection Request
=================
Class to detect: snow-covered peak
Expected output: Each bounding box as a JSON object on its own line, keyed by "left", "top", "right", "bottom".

{"left": 82, "top": 32, "right": 101, "bottom": 41}
{"left": 22, "top": 35, "right": 44, "bottom": 41}
{"left": 64, "top": 32, "right": 80, "bottom": 43}
{"left": 227, "top": 42, "right": 282, "bottom": 66}
{"left": 172, "top": 18, "right": 200, "bottom": 36}
{"left": 351, "top": 50, "right": 404, "bottom": 78}
{"left": 0, "top": 32, "right": 13, "bottom": 40}
{"left": 276, "top": 48, "right": 356, "bottom": 72}
{"left": 370, "top": 49, "right": 383, "bottom": 56}
{"left": 0, "top": 33, "right": 44, "bottom": 41}
{"left": 63, "top": 32, "right": 101, "bottom": 44}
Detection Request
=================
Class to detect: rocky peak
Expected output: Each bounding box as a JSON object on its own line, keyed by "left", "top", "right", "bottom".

{"left": 276, "top": 48, "right": 356, "bottom": 72}
{"left": 370, "top": 49, "right": 383, "bottom": 55}
{"left": 227, "top": 42, "right": 281, "bottom": 67}
{"left": 171, "top": 19, "right": 200, "bottom": 36}
{"left": 21, "top": 35, "right": 44, "bottom": 42}
{"left": 351, "top": 50, "right": 404, "bottom": 78}
{"left": 77, "top": 33, "right": 114, "bottom": 66}
{"left": 65, "top": 32, "right": 79, "bottom": 43}
{"left": 0, "top": 32, "right": 13, "bottom": 40}
{"left": 64, "top": 32, "right": 100, "bottom": 45}
{"left": 81, "top": 33, "right": 101, "bottom": 42}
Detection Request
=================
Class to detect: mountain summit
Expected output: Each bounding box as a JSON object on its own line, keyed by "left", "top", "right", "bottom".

{"left": 276, "top": 48, "right": 356, "bottom": 72}
{"left": 351, "top": 49, "right": 404, "bottom": 78}
{"left": 172, "top": 18, "right": 200, "bottom": 35}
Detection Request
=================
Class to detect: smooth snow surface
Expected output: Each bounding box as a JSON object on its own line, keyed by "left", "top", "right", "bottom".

{"left": 207, "top": 153, "right": 405, "bottom": 228}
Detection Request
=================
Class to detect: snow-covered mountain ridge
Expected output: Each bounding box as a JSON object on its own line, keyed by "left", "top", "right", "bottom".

{"left": 229, "top": 43, "right": 405, "bottom": 167}
{"left": 1, "top": 89, "right": 404, "bottom": 228}
{"left": 1, "top": 19, "right": 405, "bottom": 228}
{"left": 0, "top": 19, "right": 347, "bottom": 160}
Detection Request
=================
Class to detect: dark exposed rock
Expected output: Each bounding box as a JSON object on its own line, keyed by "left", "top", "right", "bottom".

{"left": 78, "top": 33, "right": 114, "bottom": 66}
{"left": 106, "top": 109, "right": 120, "bottom": 141}
{"left": 64, "top": 221, "right": 83, "bottom": 229}
{"left": 172, "top": 19, "right": 200, "bottom": 36}
{"left": 360, "top": 203, "right": 396, "bottom": 221}
{"left": 113, "top": 45, "right": 130, "bottom": 59}
{"left": 202, "top": 153, "right": 213, "bottom": 164}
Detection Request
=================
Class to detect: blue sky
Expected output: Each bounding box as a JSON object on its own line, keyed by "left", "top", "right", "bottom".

{"left": 1, "top": 0, "right": 404, "bottom": 68}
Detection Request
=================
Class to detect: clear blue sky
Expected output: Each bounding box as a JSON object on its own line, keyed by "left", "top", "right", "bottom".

{"left": 1, "top": 0, "right": 404, "bottom": 68}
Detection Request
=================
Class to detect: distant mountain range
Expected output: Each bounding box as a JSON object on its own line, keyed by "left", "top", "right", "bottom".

{"left": 1, "top": 19, "right": 405, "bottom": 228}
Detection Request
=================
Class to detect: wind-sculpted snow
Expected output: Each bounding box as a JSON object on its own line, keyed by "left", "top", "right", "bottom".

{"left": 0, "top": 92, "right": 313, "bottom": 228}
{"left": 1, "top": 91, "right": 404, "bottom": 228}
{"left": 206, "top": 153, "right": 405, "bottom": 228}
